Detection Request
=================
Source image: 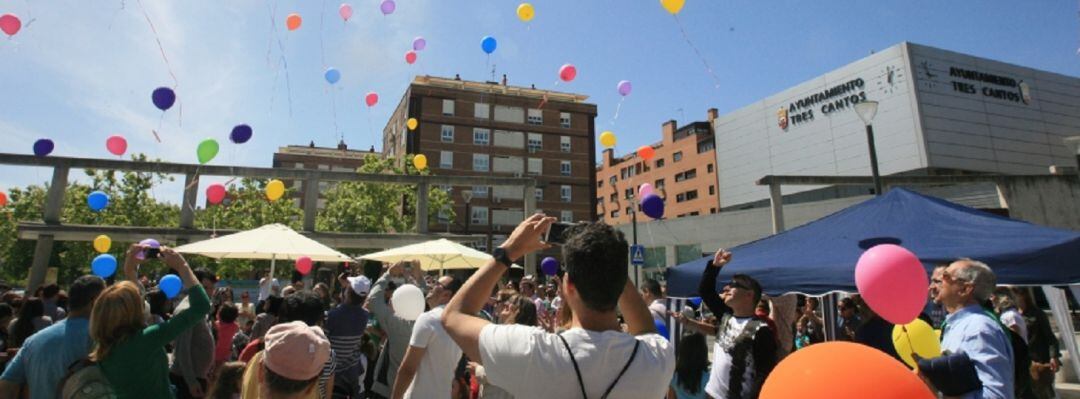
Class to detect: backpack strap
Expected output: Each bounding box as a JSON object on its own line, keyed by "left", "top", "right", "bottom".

{"left": 601, "top": 340, "right": 640, "bottom": 399}
{"left": 557, "top": 333, "right": 589, "bottom": 399}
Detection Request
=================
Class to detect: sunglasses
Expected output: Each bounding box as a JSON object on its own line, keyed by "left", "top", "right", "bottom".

{"left": 726, "top": 280, "right": 749, "bottom": 290}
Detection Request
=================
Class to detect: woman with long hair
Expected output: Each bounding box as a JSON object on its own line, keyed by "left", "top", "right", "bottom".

{"left": 90, "top": 244, "right": 210, "bottom": 398}
{"left": 7, "top": 297, "right": 51, "bottom": 348}
{"left": 668, "top": 333, "right": 710, "bottom": 399}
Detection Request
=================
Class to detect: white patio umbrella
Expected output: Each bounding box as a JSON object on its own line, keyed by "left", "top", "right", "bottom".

{"left": 174, "top": 223, "right": 352, "bottom": 278}
{"left": 358, "top": 238, "right": 491, "bottom": 274}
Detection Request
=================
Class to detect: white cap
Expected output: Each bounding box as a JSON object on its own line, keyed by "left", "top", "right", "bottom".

{"left": 348, "top": 275, "right": 371, "bottom": 296}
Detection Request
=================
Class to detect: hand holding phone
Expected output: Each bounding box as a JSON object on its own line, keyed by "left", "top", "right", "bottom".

{"left": 544, "top": 222, "right": 574, "bottom": 245}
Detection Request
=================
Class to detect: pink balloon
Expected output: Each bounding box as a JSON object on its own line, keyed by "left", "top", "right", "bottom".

{"left": 206, "top": 183, "right": 226, "bottom": 205}
{"left": 0, "top": 14, "right": 20, "bottom": 37}
{"left": 855, "top": 244, "right": 929, "bottom": 325}
{"left": 405, "top": 50, "right": 417, "bottom": 65}
{"left": 296, "top": 256, "right": 313, "bottom": 275}
{"left": 105, "top": 135, "right": 128, "bottom": 156}
{"left": 639, "top": 183, "right": 654, "bottom": 197}
{"left": 339, "top": 3, "right": 353, "bottom": 21}
{"left": 365, "top": 92, "right": 379, "bottom": 107}
{"left": 559, "top": 64, "right": 577, "bottom": 82}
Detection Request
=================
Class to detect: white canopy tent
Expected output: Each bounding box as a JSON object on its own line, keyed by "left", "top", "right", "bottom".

{"left": 358, "top": 238, "right": 491, "bottom": 274}
{"left": 174, "top": 223, "right": 353, "bottom": 279}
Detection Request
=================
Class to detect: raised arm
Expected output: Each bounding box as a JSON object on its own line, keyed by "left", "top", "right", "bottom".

{"left": 123, "top": 243, "right": 147, "bottom": 294}
{"left": 443, "top": 214, "right": 554, "bottom": 363}
{"left": 621, "top": 279, "right": 658, "bottom": 336}
{"left": 143, "top": 248, "right": 210, "bottom": 346}
{"left": 699, "top": 249, "right": 733, "bottom": 319}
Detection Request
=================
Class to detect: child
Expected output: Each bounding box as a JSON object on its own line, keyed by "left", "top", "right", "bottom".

{"left": 208, "top": 361, "right": 244, "bottom": 399}
{"left": 214, "top": 303, "right": 240, "bottom": 367}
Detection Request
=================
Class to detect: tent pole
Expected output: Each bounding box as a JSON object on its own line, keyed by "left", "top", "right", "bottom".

{"left": 270, "top": 254, "right": 276, "bottom": 285}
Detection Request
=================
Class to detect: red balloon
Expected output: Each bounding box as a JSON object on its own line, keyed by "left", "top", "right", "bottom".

{"left": 0, "top": 14, "right": 21, "bottom": 37}
{"left": 296, "top": 256, "right": 313, "bottom": 275}
{"left": 206, "top": 184, "right": 227, "bottom": 205}
{"left": 637, "top": 145, "right": 656, "bottom": 161}
{"left": 405, "top": 50, "right": 418, "bottom": 65}
{"left": 0, "top": 191, "right": 7, "bottom": 207}
{"left": 761, "top": 342, "right": 933, "bottom": 399}
{"left": 106, "top": 135, "right": 128, "bottom": 156}
{"left": 559, "top": 64, "right": 577, "bottom": 82}
{"left": 365, "top": 92, "right": 379, "bottom": 107}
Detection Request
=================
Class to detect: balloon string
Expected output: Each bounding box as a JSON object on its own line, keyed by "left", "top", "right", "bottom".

{"left": 319, "top": 0, "right": 327, "bottom": 68}
{"left": 673, "top": 15, "right": 722, "bottom": 90}
{"left": 331, "top": 88, "right": 341, "bottom": 142}
{"left": 134, "top": 0, "right": 178, "bottom": 88}
{"left": 611, "top": 98, "right": 625, "bottom": 126}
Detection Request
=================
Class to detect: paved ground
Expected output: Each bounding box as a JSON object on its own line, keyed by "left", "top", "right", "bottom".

{"left": 1059, "top": 383, "right": 1080, "bottom": 399}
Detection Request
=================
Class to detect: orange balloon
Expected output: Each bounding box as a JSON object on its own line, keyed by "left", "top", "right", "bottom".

{"left": 761, "top": 342, "right": 933, "bottom": 399}
{"left": 637, "top": 145, "right": 655, "bottom": 161}
{"left": 286, "top": 13, "right": 302, "bottom": 31}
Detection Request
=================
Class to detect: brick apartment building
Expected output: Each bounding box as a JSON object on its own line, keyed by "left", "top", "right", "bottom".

{"left": 383, "top": 75, "right": 598, "bottom": 251}
{"left": 271, "top": 141, "right": 378, "bottom": 209}
{"left": 596, "top": 109, "right": 720, "bottom": 225}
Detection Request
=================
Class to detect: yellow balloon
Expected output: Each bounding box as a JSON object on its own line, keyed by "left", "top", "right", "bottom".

{"left": 660, "top": 0, "right": 685, "bottom": 14}
{"left": 266, "top": 179, "right": 286, "bottom": 202}
{"left": 599, "top": 131, "right": 617, "bottom": 148}
{"left": 517, "top": 3, "right": 535, "bottom": 22}
{"left": 413, "top": 154, "right": 428, "bottom": 170}
{"left": 93, "top": 235, "right": 112, "bottom": 253}
{"left": 892, "top": 319, "right": 942, "bottom": 369}
{"left": 406, "top": 118, "right": 418, "bottom": 131}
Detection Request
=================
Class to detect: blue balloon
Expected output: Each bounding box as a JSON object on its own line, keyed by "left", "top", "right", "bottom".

{"left": 159, "top": 274, "right": 182, "bottom": 299}
{"left": 324, "top": 68, "right": 341, "bottom": 84}
{"left": 152, "top": 87, "right": 176, "bottom": 111}
{"left": 230, "top": 124, "right": 253, "bottom": 144}
{"left": 91, "top": 254, "right": 117, "bottom": 278}
{"left": 654, "top": 318, "right": 669, "bottom": 340}
{"left": 641, "top": 193, "right": 664, "bottom": 219}
{"left": 87, "top": 191, "right": 109, "bottom": 212}
{"left": 541, "top": 257, "right": 559, "bottom": 276}
{"left": 33, "top": 139, "right": 54, "bottom": 157}
{"left": 481, "top": 36, "right": 497, "bottom": 54}
{"left": 688, "top": 297, "right": 702, "bottom": 307}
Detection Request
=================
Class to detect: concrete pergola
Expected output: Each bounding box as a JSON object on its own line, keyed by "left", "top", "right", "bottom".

{"left": 0, "top": 153, "right": 537, "bottom": 292}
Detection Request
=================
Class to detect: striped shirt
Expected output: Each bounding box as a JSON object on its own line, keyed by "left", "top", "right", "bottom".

{"left": 326, "top": 303, "right": 369, "bottom": 392}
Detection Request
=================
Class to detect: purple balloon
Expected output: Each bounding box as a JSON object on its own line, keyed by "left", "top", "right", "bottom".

{"left": 412, "top": 37, "right": 426, "bottom": 51}
{"left": 641, "top": 193, "right": 664, "bottom": 219}
{"left": 33, "top": 139, "right": 54, "bottom": 157}
{"left": 136, "top": 238, "right": 161, "bottom": 260}
{"left": 379, "top": 0, "right": 395, "bottom": 15}
{"left": 541, "top": 257, "right": 559, "bottom": 276}
{"left": 152, "top": 87, "right": 176, "bottom": 111}
{"left": 230, "top": 124, "right": 253, "bottom": 144}
{"left": 617, "top": 80, "right": 633, "bottom": 96}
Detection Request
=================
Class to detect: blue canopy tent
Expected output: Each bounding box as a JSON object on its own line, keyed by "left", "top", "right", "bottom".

{"left": 665, "top": 188, "right": 1080, "bottom": 297}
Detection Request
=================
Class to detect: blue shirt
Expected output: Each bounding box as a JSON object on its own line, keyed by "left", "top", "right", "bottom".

{"left": 670, "top": 371, "right": 709, "bottom": 399}
{"left": 325, "top": 303, "right": 370, "bottom": 390}
{"left": 941, "top": 305, "right": 1014, "bottom": 399}
{"left": 1, "top": 317, "right": 92, "bottom": 399}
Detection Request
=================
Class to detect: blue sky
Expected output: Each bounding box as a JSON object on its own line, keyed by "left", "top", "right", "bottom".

{"left": 0, "top": 0, "right": 1078, "bottom": 204}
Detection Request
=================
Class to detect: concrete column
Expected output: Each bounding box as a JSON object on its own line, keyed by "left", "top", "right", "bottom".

{"left": 303, "top": 175, "right": 320, "bottom": 231}
{"left": 416, "top": 182, "right": 429, "bottom": 233}
{"left": 523, "top": 180, "right": 537, "bottom": 275}
{"left": 180, "top": 173, "right": 199, "bottom": 229}
{"left": 43, "top": 166, "right": 69, "bottom": 224}
{"left": 665, "top": 244, "right": 677, "bottom": 268}
{"left": 769, "top": 182, "right": 786, "bottom": 234}
{"left": 27, "top": 235, "right": 55, "bottom": 295}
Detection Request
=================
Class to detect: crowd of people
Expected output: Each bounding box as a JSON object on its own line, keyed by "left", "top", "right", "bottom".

{"left": 0, "top": 214, "right": 1069, "bottom": 399}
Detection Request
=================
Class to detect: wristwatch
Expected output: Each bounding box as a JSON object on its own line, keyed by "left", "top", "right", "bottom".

{"left": 492, "top": 247, "right": 513, "bottom": 267}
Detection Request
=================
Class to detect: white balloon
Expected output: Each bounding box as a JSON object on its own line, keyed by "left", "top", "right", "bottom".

{"left": 391, "top": 284, "right": 426, "bottom": 321}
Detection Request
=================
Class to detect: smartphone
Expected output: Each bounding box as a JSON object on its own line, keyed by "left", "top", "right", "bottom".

{"left": 144, "top": 247, "right": 161, "bottom": 259}
{"left": 545, "top": 222, "right": 574, "bottom": 244}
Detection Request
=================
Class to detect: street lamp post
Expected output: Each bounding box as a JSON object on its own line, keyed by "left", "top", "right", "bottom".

{"left": 630, "top": 194, "right": 639, "bottom": 287}
{"left": 854, "top": 100, "right": 884, "bottom": 196}
{"left": 462, "top": 190, "right": 473, "bottom": 234}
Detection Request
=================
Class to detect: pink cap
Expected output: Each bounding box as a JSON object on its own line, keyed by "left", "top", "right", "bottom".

{"left": 263, "top": 321, "right": 331, "bottom": 380}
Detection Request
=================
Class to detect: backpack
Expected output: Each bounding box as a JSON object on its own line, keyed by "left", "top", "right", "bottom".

{"left": 58, "top": 358, "right": 116, "bottom": 399}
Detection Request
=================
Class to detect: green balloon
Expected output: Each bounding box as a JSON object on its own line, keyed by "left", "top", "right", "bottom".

{"left": 197, "top": 139, "right": 219, "bottom": 164}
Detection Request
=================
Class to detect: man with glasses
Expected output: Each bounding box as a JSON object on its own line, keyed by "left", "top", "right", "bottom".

{"left": 934, "top": 259, "right": 1014, "bottom": 399}
{"left": 836, "top": 298, "right": 860, "bottom": 341}
{"left": 697, "top": 249, "right": 777, "bottom": 399}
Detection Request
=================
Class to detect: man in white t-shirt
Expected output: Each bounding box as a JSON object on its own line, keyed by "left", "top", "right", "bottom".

{"left": 441, "top": 215, "right": 675, "bottom": 399}
{"left": 641, "top": 278, "right": 667, "bottom": 323}
{"left": 391, "top": 274, "right": 464, "bottom": 399}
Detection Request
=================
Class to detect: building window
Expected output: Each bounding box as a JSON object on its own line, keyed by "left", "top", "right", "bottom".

{"left": 597, "top": 180, "right": 603, "bottom": 188}
{"left": 473, "top": 154, "right": 490, "bottom": 172}
{"left": 473, "top": 186, "right": 489, "bottom": 198}
{"left": 710, "top": 208, "right": 717, "bottom": 214}
{"left": 620, "top": 168, "right": 628, "bottom": 180}
{"left": 441, "top": 125, "right": 454, "bottom": 142}
{"left": 560, "top": 210, "right": 573, "bottom": 223}
{"left": 440, "top": 151, "right": 453, "bottom": 168}
{"left": 442, "top": 99, "right": 455, "bottom": 116}
{"left": 624, "top": 188, "right": 634, "bottom": 199}
{"left": 560, "top": 161, "right": 571, "bottom": 176}
{"left": 535, "top": 188, "right": 544, "bottom": 201}
{"left": 673, "top": 151, "right": 683, "bottom": 162}
{"left": 676, "top": 193, "right": 685, "bottom": 202}
{"left": 473, "top": 128, "right": 490, "bottom": 145}
{"left": 675, "top": 168, "right": 697, "bottom": 182}
{"left": 474, "top": 102, "right": 490, "bottom": 119}
{"left": 471, "top": 206, "right": 488, "bottom": 225}
{"left": 560, "top": 136, "right": 571, "bottom": 153}
{"left": 609, "top": 176, "right": 617, "bottom": 185}
{"left": 609, "top": 193, "right": 617, "bottom": 202}
{"left": 676, "top": 190, "right": 699, "bottom": 203}
{"left": 528, "top": 158, "right": 542, "bottom": 176}
{"left": 527, "top": 133, "right": 543, "bottom": 153}
{"left": 689, "top": 211, "right": 700, "bottom": 216}
{"left": 656, "top": 158, "right": 665, "bottom": 168}
{"left": 655, "top": 179, "right": 665, "bottom": 189}
{"left": 625, "top": 207, "right": 632, "bottom": 215}
{"left": 611, "top": 209, "right": 619, "bottom": 218}
{"left": 560, "top": 185, "right": 572, "bottom": 202}
{"left": 597, "top": 197, "right": 603, "bottom": 204}
{"left": 437, "top": 208, "right": 451, "bottom": 223}
{"left": 707, "top": 163, "right": 714, "bottom": 173}
{"left": 527, "top": 108, "right": 543, "bottom": 125}
{"left": 698, "top": 140, "right": 715, "bottom": 154}
{"left": 560, "top": 112, "right": 571, "bottom": 128}
{"left": 709, "top": 185, "right": 715, "bottom": 195}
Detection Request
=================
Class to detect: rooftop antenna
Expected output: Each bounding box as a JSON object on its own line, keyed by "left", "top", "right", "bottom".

{"left": 490, "top": 64, "right": 497, "bottom": 82}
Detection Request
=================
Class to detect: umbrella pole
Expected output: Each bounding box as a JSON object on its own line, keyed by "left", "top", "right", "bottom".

{"left": 270, "top": 254, "right": 276, "bottom": 284}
